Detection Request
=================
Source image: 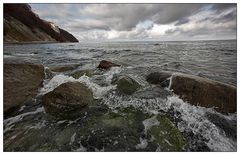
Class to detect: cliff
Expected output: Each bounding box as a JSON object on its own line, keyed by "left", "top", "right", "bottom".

{"left": 4, "top": 4, "right": 78, "bottom": 43}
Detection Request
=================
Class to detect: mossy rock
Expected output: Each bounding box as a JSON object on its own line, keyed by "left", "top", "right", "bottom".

{"left": 70, "top": 70, "right": 95, "bottom": 79}
{"left": 112, "top": 76, "right": 141, "bottom": 95}
{"left": 78, "top": 107, "right": 147, "bottom": 151}
{"left": 149, "top": 115, "right": 186, "bottom": 151}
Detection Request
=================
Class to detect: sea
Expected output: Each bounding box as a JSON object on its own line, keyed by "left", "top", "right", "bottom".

{"left": 3, "top": 40, "right": 237, "bottom": 151}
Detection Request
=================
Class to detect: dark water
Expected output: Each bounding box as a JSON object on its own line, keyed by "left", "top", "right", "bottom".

{"left": 3, "top": 40, "right": 237, "bottom": 151}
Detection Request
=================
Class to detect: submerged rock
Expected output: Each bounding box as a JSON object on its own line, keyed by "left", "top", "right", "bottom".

{"left": 148, "top": 115, "right": 186, "bottom": 151}
{"left": 70, "top": 69, "right": 95, "bottom": 79}
{"left": 4, "top": 62, "right": 45, "bottom": 113}
{"left": 112, "top": 76, "right": 141, "bottom": 95}
{"left": 170, "top": 73, "right": 236, "bottom": 113}
{"left": 97, "top": 60, "right": 121, "bottom": 70}
{"left": 42, "top": 82, "right": 94, "bottom": 119}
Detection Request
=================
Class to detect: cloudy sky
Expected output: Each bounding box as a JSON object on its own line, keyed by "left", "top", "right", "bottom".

{"left": 30, "top": 3, "right": 236, "bottom": 41}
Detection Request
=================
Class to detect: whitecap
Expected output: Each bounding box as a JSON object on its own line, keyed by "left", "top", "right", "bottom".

{"left": 39, "top": 74, "right": 116, "bottom": 99}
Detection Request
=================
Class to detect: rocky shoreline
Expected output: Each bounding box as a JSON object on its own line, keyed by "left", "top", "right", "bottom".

{"left": 3, "top": 59, "right": 237, "bottom": 151}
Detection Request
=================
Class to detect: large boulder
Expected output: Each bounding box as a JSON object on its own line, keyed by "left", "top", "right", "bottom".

{"left": 42, "top": 82, "right": 94, "bottom": 119}
{"left": 146, "top": 71, "right": 236, "bottom": 113}
{"left": 170, "top": 73, "right": 236, "bottom": 113}
{"left": 97, "top": 60, "right": 120, "bottom": 70}
{"left": 112, "top": 76, "right": 141, "bottom": 95}
{"left": 4, "top": 62, "right": 45, "bottom": 113}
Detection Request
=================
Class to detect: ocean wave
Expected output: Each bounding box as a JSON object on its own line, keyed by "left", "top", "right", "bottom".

{"left": 101, "top": 92, "right": 236, "bottom": 151}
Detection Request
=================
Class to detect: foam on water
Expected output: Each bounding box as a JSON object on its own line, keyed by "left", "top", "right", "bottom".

{"left": 4, "top": 107, "right": 44, "bottom": 133}
{"left": 142, "top": 115, "right": 160, "bottom": 134}
{"left": 101, "top": 92, "right": 236, "bottom": 151}
{"left": 39, "top": 68, "right": 119, "bottom": 99}
{"left": 135, "top": 137, "right": 148, "bottom": 149}
{"left": 103, "top": 66, "right": 122, "bottom": 83}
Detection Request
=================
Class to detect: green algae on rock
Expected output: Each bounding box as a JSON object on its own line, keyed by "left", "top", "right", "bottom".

{"left": 112, "top": 76, "right": 141, "bottom": 95}
{"left": 148, "top": 115, "right": 186, "bottom": 151}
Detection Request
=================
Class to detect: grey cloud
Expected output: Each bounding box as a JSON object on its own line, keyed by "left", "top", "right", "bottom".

{"left": 210, "top": 4, "right": 236, "bottom": 12}
{"left": 30, "top": 3, "right": 237, "bottom": 41}
{"left": 197, "top": 8, "right": 236, "bottom": 24}
{"left": 166, "top": 19, "right": 236, "bottom": 39}
{"left": 69, "top": 19, "right": 110, "bottom": 31}
{"left": 152, "top": 4, "right": 206, "bottom": 24}
{"left": 175, "top": 18, "right": 190, "bottom": 26}
{"left": 32, "top": 4, "right": 236, "bottom": 32}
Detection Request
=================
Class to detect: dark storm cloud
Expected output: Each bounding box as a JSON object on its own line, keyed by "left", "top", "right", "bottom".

{"left": 30, "top": 3, "right": 237, "bottom": 41}
{"left": 79, "top": 4, "right": 208, "bottom": 30}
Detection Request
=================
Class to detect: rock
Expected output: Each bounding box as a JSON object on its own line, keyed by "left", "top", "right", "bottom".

{"left": 112, "top": 76, "right": 141, "bottom": 95}
{"left": 97, "top": 60, "right": 121, "bottom": 70}
{"left": 148, "top": 115, "right": 186, "bottom": 151}
{"left": 79, "top": 106, "right": 149, "bottom": 151}
{"left": 146, "top": 71, "right": 236, "bottom": 113}
{"left": 4, "top": 62, "right": 45, "bottom": 113}
{"left": 146, "top": 71, "right": 172, "bottom": 85}
{"left": 70, "top": 69, "right": 95, "bottom": 79}
{"left": 170, "top": 73, "right": 236, "bottom": 113}
{"left": 133, "top": 86, "right": 171, "bottom": 99}
{"left": 49, "top": 64, "right": 80, "bottom": 72}
{"left": 42, "top": 82, "right": 94, "bottom": 119}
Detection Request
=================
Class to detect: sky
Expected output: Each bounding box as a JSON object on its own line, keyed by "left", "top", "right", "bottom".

{"left": 30, "top": 3, "right": 236, "bottom": 41}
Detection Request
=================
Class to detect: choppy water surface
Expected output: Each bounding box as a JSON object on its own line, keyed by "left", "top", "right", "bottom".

{"left": 4, "top": 40, "right": 237, "bottom": 151}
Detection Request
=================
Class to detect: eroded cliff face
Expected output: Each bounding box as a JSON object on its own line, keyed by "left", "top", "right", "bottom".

{"left": 4, "top": 4, "right": 78, "bottom": 43}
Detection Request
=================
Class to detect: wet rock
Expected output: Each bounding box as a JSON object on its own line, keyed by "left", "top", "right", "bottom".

{"left": 146, "top": 71, "right": 172, "bottom": 85}
{"left": 133, "top": 86, "right": 171, "bottom": 99}
{"left": 112, "top": 76, "right": 141, "bottom": 95}
{"left": 206, "top": 112, "right": 236, "bottom": 140}
{"left": 4, "top": 62, "right": 45, "bottom": 113}
{"left": 49, "top": 64, "right": 80, "bottom": 72}
{"left": 70, "top": 69, "right": 95, "bottom": 79}
{"left": 42, "top": 82, "right": 94, "bottom": 119}
{"left": 97, "top": 60, "right": 121, "bottom": 70}
{"left": 170, "top": 73, "right": 236, "bottom": 113}
{"left": 79, "top": 106, "right": 148, "bottom": 151}
{"left": 149, "top": 115, "right": 186, "bottom": 151}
